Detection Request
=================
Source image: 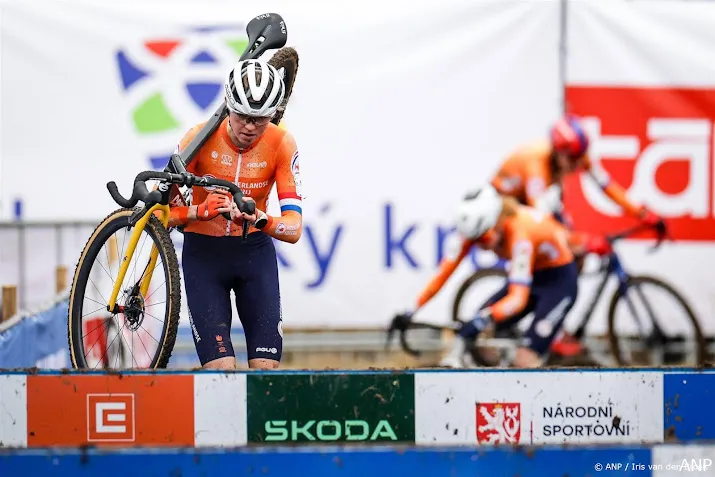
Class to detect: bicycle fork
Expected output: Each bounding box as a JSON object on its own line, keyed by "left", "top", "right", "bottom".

{"left": 106, "top": 204, "right": 171, "bottom": 313}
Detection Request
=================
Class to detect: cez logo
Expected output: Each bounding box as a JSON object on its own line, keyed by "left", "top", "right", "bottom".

{"left": 115, "top": 26, "right": 248, "bottom": 170}
{"left": 564, "top": 86, "right": 715, "bottom": 241}
{"left": 87, "top": 393, "right": 135, "bottom": 442}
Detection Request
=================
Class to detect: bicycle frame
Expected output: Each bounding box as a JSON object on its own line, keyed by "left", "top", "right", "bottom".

{"left": 571, "top": 251, "right": 630, "bottom": 340}
{"left": 106, "top": 191, "right": 172, "bottom": 313}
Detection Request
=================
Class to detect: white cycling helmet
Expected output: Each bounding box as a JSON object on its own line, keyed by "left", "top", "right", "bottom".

{"left": 224, "top": 59, "right": 285, "bottom": 117}
{"left": 455, "top": 184, "right": 503, "bottom": 240}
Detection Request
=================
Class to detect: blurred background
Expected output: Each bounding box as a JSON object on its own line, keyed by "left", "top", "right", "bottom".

{"left": 1, "top": 0, "right": 714, "bottom": 369}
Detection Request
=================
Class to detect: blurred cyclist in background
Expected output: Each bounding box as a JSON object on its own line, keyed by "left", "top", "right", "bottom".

{"left": 492, "top": 114, "right": 664, "bottom": 256}
{"left": 167, "top": 59, "right": 303, "bottom": 370}
{"left": 395, "top": 185, "right": 579, "bottom": 368}
{"left": 489, "top": 114, "right": 666, "bottom": 356}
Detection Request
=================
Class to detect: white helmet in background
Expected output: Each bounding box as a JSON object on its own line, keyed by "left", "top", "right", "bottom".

{"left": 455, "top": 185, "right": 503, "bottom": 240}
{"left": 224, "top": 60, "right": 285, "bottom": 117}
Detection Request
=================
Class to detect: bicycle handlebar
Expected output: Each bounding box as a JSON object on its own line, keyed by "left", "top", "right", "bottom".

{"left": 107, "top": 170, "right": 267, "bottom": 240}
{"left": 605, "top": 219, "right": 669, "bottom": 252}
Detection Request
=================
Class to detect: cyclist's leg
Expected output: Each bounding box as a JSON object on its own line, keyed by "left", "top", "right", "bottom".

{"left": 182, "top": 233, "right": 236, "bottom": 369}
{"left": 459, "top": 285, "right": 534, "bottom": 338}
{"left": 442, "top": 284, "right": 534, "bottom": 367}
{"left": 233, "top": 233, "right": 283, "bottom": 370}
{"left": 456, "top": 284, "right": 508, "bottom": 339}
{"left": 514, "top": 261, "right": 579, "bottom": 368}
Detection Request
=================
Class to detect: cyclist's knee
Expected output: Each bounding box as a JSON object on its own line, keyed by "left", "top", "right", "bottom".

{"left": 249, "top": 358, "right": 280, "bottom": 370}
{"left": 193, "top": 321, "right": 235, "bottom": 365}
{"left": 203, "top": 356, "right": 237, "bottom": 370}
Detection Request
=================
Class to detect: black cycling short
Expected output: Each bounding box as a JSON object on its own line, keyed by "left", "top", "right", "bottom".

{"left": 483, "top": 261, "right": 579, "bottom": 355}
{"left": 181, "top": 231, "right": 283, "bottom": 365}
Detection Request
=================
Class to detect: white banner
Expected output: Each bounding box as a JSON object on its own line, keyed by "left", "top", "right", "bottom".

{"left": 0, "top": 0, "right": 561, "bottom": 328}
{"left": 564, "top": 0, "right": 715, "bottom": 335}
{"left": 415, "top": 371, "right": 664, "bottom": 445}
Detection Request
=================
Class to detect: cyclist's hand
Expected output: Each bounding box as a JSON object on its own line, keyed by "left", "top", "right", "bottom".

{"left": 229, "top": 196, "right": 261, "bottom": 225}
{"left": 389, "top": 311, "right": 414, "bottom": 332}
{"left": 196, "top": 190, "right": 231, "bottom": 221}
{"left": 585, "top": 234, "right": 612, "bottom": 257}
{"left": 641, "top": 209, "right": 667, "bottom": 238}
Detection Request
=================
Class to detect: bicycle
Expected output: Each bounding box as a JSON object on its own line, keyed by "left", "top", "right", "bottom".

{"left": 67, "top": 13, "right": 299, "bottom": 369}
{"left": 387, "top": 222, "right": 707, "bottom": 367}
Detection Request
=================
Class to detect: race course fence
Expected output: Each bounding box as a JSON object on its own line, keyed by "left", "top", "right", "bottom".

{"left": 1, "top": 368, "right": 714, "bottom": 476}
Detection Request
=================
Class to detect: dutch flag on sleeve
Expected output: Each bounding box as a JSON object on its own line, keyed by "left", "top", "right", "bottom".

{"left": 279, "top": 192, "right": 302, "bottom": 215}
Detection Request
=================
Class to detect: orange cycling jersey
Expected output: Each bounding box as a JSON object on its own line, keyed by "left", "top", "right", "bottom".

{"left": 490, "top": 139, "right": 643, "bottom": 217}
{"left": 416, "top": 206, "right": 573, "bottom": 321}
{"left": 169, "top": 118, "right": 303, "bottom": 242}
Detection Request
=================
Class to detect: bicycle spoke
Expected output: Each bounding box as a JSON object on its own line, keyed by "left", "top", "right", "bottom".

{"left": 145, "top": 279, "right": 167, "bottom": 303}
{"left": 93, "top": 315, "right": 118, "bottom": 369}
{"left": 80, "top": 305, "right": 109, "bottom": 322}
{"left": 135, "top": 329, "right": 152, "bottom": 364}
{"left": 83, "top": 318, "right": 110, "bottom": 363}
{"left": 117, "top": 324, "right": 138, "bottom": 368}
{"left": 107, "top": 318, "right": 127, "bottom": 369}
{"left": 83, "top": 296, "right": 107, "bottom": 309}
{"left": 86, "top": 277, "right": 108, "bottom": 309}
{"left": 81, "top": 314, "right": 113, "bottom": 340}
{"left": 143, "top": 309, "right": 167, "bottom": 326}
{"left": 95, "top": 252, "right": 115, "bottom": 292}
{"left": 139, "top": 323, "right": 161, "bottom": 344}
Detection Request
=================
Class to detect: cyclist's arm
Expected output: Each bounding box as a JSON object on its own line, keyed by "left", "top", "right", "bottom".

{"left": 168, "top": 127, "right": 202, "bottom": 227}
{"left": 415, "top": 239, "right": 472, "bottom": 310}
{"left": 487, "top": 238, "right": 533, "bottom": 322}
{"left": 524, "top": 163, "right": 562, "bottom": 215}
{"left": 584, "top": 155, "right": 645, "bottom": 218}
{"left": 260, "top": 131, "right": 303, "bottom": 244}
{"left": 168, "top": 203, "right": 200, "bottom": 228}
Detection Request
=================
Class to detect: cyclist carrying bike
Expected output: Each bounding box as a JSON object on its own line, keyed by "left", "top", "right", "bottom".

{"left": 167, "top": 59, "right": 303, "bottom": 370}
{"left": 397, "top": 185, "right": 579, "bottom": 368}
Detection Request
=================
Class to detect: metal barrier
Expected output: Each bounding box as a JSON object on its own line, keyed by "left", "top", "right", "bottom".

{"left": 0, "top": 220, "right": 98, "bottom": 310}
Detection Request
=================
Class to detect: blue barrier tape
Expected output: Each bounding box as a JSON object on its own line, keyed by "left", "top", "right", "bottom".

{"left": 0, "top": 445, "right": 658, "bottom": 477}
{"left": 0, "top": 298, "right": 70, "bottom": 368}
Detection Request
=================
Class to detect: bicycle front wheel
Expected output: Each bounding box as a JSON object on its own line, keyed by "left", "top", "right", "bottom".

{"left": 68, "top": 208, "right": 181, "bottom": 369}
{"left": 451, "top": 268, "right": 512, "bottom": 367}
{"left": 451, "top": 268, "right": 508, "bottom": 323}
{"left": 607, "top": 275, "right": 706, "bottom": 366}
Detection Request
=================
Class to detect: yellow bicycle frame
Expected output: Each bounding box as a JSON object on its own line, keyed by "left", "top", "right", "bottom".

{"left": 106, "top": 203, "right": 171, "bottom": 311}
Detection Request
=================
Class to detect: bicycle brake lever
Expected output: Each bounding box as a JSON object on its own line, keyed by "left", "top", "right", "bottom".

{"left": 241, "top": 199, "right": 255, "bottom": 241}
{"left": 649, "top": 222, "right": 670, "bottom": 253}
